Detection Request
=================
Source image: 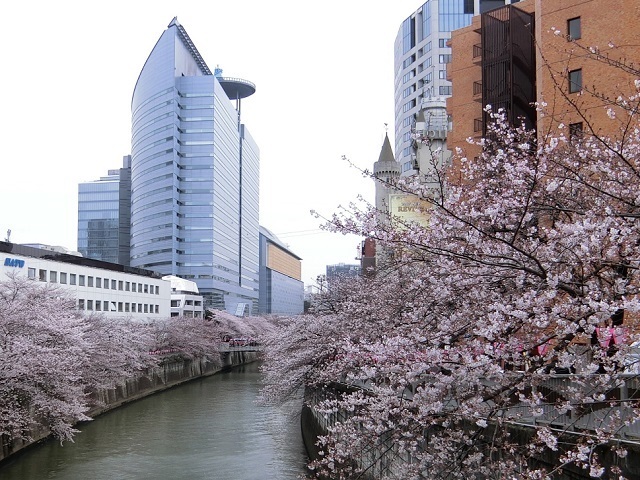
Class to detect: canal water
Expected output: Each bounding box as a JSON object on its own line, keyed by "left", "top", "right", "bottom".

{"left": 0, "top": 362, "right": 310, "bottom": 479}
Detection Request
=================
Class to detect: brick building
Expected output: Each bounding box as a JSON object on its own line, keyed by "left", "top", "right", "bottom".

{"left": 447, "top": 0, "right": 640, "bottom": 167}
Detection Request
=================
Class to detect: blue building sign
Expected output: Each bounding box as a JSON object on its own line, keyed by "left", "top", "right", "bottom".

{"left": 4, "top": 258, "right": 25, "bottom": 268}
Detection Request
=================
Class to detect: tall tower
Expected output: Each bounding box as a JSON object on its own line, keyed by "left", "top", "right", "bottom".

{"left": 130, "top": 18, "right": 259, "bottom": 314}
{"left": 373, "top": 133, "right": 400, "bottom": 216}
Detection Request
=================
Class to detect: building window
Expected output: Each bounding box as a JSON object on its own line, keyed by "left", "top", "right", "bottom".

{"left": 439, "top": 85, "right": 453, "bottom": 95}
{"left": 126, "top": 282, "right": 130, "bottom": 291}
{"left": 103, "top": 278, "right": 109, "bottom": 289}
{"left": 144, "top": 284, "right": 149, "bottom": 294}
{"left": 60, "top": 272, "right": 67, "bottom": 284}
{"left": 155, "top": 305, "right": 159, "bottom": 314}
{"left": 131, "top": 303, "right": 136, "bottom": 313}
{"left": 125, "top": 303, "right": 130, "bottom": 312}
{"left": 132, "top": 283, "right": 137, "bottom": 292}
{"left": 70, "top": 273, "right": 76, "bottom": 285}
{"left": 118, "top": 281, "right": 123, "bottom": 291}
{"left": 110, "top": 302, "right": 117, "bottom": 312}
{"left": 171, "top": 300, "right": 180, "bottom": 307}
{"left": 568, "top": 17, "right": 581, "bottom": 40}
{"left": 138, "top": 283, "right": 142, "bottom": 292}
{"left": 79, "top": 275, "right": 85, "bottom": 287}
{"left": 39, "top": 269, "right": 47, "bottom": 282}
{"left": 569, "top": 69, "right": 582, "bottom": 93}
{"left": 144, "top": 304, "right": 148, "bottom": 313}
{"left": 569, "top": 122, "right": 584, "bottom": 141}
{"left": 78, "top": 299, "right": 85, "bottom": 310}
{"left": 464, "top": 0, "right": 474, "bottom": 14}
{"left": 88, "top": 276, "right": 94, "bottom": 287}
{"left": 118, "top": 302, "right": 123, "bottom": 312}
{"left": 28, "top": 267, "right": 36, "bottom": 279}
{"left": 439, "top": 70, "right": 447, "bottom": 79}
{"left": 438, "top": 38, "right": 447, "bottom": 48}
{"left": 96, "top": 300, "right": 101, "bottom": 311}
{"left": 49, "top": 271, "right": 57, "bottom": 283}
{"left": 439, "top": 54, "right": 451, "bottom": 64}
{"left": 96, "top": 277, "right": 102, "bottom": 288}
{"left": 87, "top": 300, "right": 93, "bottom": 311}
{"left": 138, "top": 303, "right": 143, "bottom": 312}
{"left": 155, "top": 286, "right": 159, "bottom": 295}
{"left": 111, "top": 279, "right": 117, "bottom": 290}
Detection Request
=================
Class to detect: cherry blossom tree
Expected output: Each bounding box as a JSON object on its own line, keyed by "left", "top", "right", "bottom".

{"left": 148, "top": 315, "right": 222, "bottom": 362}
{"left": 0, "top": 275, "right": 93, "bottom": 443}
{"left": 261, "top": 82, "right": 640, "bottom": 477}
{"left": 82, "top": 315, "right": 157, "bottom": 392}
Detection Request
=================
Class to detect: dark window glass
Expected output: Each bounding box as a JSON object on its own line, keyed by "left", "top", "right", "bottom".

{"left": 479, "top": 0, "right": 506, "bottom": 14}
{"left": 568, "top": 17, "right": 581, "bottom": 40}
{"left": 569, "top": 122, "right": 583, "bottom": 141}
{"left": 569, "top": 69, "right": 582, "bottom": 93}
{"left": 464, "top": 0, "right": 474, "bottom": 14}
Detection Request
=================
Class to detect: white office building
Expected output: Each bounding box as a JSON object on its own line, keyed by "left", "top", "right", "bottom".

{"left": 1, "top": 242, "right": 171, "bottom": 320}
{"left": 163, "top": 275, "right": 204, "bottom": 318}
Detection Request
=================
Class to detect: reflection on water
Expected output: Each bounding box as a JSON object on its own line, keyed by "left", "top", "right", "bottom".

{"left": 0, "top": 362, "right": 310, "bottom": 480}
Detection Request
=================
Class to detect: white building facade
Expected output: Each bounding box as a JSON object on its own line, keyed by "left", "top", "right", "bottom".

{"left": 163, "top": 275, "right": 204, "bottom": 318}
{"left": 1, "top": 242, "right": 171, "bottom": 320}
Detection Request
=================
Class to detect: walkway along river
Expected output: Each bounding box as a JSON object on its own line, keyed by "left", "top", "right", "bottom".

{"left": 0, "top": 362, "right": 310, "bottom": 480}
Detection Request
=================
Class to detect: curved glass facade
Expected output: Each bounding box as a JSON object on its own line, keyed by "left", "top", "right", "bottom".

{"left": 130, "top": 19, "right": 259, "bottom": 313}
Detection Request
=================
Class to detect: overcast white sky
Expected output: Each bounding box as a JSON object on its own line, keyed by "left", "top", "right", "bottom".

{"left": 1, "top": 0, "right": 420, "bottom": 285}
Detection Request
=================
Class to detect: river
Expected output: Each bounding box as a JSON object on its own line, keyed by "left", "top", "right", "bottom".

{"left": 0, "top": 362, "right": 310, "bottom": 479}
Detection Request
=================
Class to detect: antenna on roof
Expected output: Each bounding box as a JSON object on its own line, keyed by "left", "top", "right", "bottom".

{"left": 5, "top": 229, "right": 11, "bottom": 242}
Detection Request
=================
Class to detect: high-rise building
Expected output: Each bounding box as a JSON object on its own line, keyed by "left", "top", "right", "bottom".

{"left": 394, "top": 1, "right": 521, "bottom": 175}
{"left": 77, "top": 155, "right": 131, "bottom": 265}
{"left": 446, "top": 0, "right": 640, "bottom": 162}
{"left": 130, "top": 18, "right": 260, "bottom": 314}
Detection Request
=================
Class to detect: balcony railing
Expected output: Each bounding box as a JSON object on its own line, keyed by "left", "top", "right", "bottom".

{"left": 473, "top": 44, "right": 483, "bottom": 59}
{"left": 473, "top": 81, "right": 483, "bottom": 96}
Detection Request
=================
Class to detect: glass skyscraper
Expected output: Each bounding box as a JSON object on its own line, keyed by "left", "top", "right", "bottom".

{"left": 130, "top": 18, "right": 259, "bottom": 313}
{"left": 77, "top": 156, "right": 131, "bottom": 265}
{"left": 394, "top": 0, "right": 519, "bottom": 174}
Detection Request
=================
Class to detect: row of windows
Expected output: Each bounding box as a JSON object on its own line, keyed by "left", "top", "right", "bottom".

{"left": 78, "top": 298, "right": 160, "bottom": 314}
{"left": 170, "top": 311, "right": 201, "bottom": 317}
{"left": 171, "top": 299, "right": 202, "bottom": 307}
{"left": 28, "top": 268, "right": 160, "bottom": 294}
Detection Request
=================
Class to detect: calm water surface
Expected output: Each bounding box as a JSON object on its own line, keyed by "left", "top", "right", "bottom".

{"left": 0, "top": 362, "right": 310, "bottom": 480}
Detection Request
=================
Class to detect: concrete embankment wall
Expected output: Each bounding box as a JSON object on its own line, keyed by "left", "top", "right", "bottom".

{"left": 0, "top": 350, "right": 258, "bottom": 463}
